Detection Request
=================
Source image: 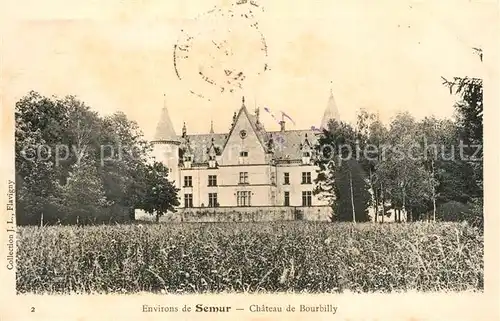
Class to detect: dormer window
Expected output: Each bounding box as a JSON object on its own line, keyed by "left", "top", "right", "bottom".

{"left": 301, "top": 133, "right": 312, "bottom": 165}
{"left": 302, "top": 149, "right": 312, "bottom": 165}
{"left": 208, "top": 155, "right": 217, "bottom": 168}
{"left": 183, "top": 154, "right": 193, "bottom": 168}
{"left": 208, "top": 147, "right": 217, "bottom": 168}
{"left": 207, "top": 137, "right": 218, "bottom": 168}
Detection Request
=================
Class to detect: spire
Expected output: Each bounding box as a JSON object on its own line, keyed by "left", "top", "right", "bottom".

{"left": 182, "top": 122, "right": 187, "bottom": 138}
{"left": 320, "top": 82, "right": 340, "bottom": 130}
{"left": 210, "top": 120, "right": 214, "bottom": 134}
{"left": 154, "top": 94, "right": 179, "bottom": 142}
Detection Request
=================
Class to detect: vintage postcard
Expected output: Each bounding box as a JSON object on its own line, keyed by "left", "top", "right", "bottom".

{"left": 0, "top": 0, "right": 499, "bottom": 320}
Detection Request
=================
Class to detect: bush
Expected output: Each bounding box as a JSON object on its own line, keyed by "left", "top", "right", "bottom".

{"left": 436, "top": 201, "right": 472, "bottom": 222}
{"left": 436, "top": 199, "right": 483, "bottom": 230}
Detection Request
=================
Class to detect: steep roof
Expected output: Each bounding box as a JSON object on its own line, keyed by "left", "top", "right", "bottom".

{"left": 179, "top": 133, "right": 226, "bottom": 163}
{"left": 178, "top": 128, "right": 319, "bottom": 164}
{"left": 247, "top": 113, "right": 270, "bottom": 147}
{"left": 153, "top": 97, "right": 179, "bottom": 142}
{"left": 174, "top": 96, "right": 329, "bottom": 164}
{"left": 221, "top": 98, "right": 268, "bottom": 152}
{"left": 269, "top": 130, "right": 319, "bottom": 160}
{"left": 320, "top": 89, "right": 340, "bottom": 130}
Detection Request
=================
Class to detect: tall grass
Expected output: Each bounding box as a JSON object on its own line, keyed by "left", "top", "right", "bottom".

{"left": 16, "top": 222, "right": 483, "bottom": 294}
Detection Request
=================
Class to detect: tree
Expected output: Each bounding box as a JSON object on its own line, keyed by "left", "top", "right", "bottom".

{"left": 415, "top": 117, "right": 481, "bottom": 221}
{"left": 15, "top": 91, "right": 155, "bottom": 225}
{"left": 15, "top": 92, "right": 69, "bottom": 224}
{"left": 52, "top": 159, "right": 112, "bottom": 224}
{"left": 136, "top": 161, "right": 180, "bottom": 223}
{"left": 355, "top": 110, "right": 392, "bottom": 223}
{"left": 369, "top": 117, "right": 390, "bottom": 222}
{"left": 332, "top": 159, "right": 371, "bottom": 222}
{"left": 440, "top": 48, "right": 483, "bottom": 228}
{"left": 98, "top": 112, "right": 153, "bottom": 219}
{"left": 442, "top": 48, "right": 483, "bottom": 191}
{"left": 377, "top": 112, "right": 433, "bottom": 222}
{"left": 314, "top": 119, "right": 372, "bottom": 222}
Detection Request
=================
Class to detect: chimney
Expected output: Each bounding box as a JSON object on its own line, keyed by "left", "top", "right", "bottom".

{"left": 279, "top": 120, "right": 286, "bottom": 132}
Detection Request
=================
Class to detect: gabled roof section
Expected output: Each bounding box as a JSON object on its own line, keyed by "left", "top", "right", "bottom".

{"left": 320, "top": 87, "right": 340, "bottom": 130}
{"left": 177, "top": 129, "right": 320, "bottom": 163}
{"left": 184, "top": 138, "right": 194, "bottom": 156}
{"left": 154, "top": 95, "right": 179, "bottom": 142}
{"left": 221, "top": 97, "right": 268, "bottom": 152}
{"left": 302, "top": 133, "right": 312, "bottom": 149}
{"left": 269, "top": 129, "right": 319, "bottom": 160}
{"left": 178, "top": 133, "right": 226, "bottom": 163}
{"left": 207, "top": 137, "right": 217, "bottom": 155}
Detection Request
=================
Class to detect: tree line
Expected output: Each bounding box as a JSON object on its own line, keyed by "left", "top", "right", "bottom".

{"left": 15, "top": 91, "right": 179, "bottom": 225}
{"left": 314, "top": 49, "right": 483, "bottom": 227}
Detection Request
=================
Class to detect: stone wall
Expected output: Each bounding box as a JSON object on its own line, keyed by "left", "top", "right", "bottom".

{"left": 135, "top": 206, "right": 332, "bottom": 223}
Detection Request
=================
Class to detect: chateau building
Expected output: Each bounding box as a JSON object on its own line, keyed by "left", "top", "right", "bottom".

{"left": 139, "top": 89, "right": 340, "bottom": 222}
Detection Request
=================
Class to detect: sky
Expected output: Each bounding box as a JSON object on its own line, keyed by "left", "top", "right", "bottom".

{"left": 1, "top": 0, "right": 496, "bottom": 139}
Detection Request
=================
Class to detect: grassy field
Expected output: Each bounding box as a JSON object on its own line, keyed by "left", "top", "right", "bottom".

{"left": 16, "top": 221, "right": 483, "bottom": 294}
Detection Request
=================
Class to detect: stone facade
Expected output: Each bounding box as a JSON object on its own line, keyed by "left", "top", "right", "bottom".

{"left": 135, "top": 206, "right": 332, "bottom": 222}
{"left": 135, "top": 91, "right": 340, "bottom": 222}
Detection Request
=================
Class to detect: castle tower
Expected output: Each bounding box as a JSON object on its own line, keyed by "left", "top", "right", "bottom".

{"left": 152, "top": 94, "right": 181, "bottom": 188}
{"left": 320, "top": 83, "right": 341, "bottom": 130}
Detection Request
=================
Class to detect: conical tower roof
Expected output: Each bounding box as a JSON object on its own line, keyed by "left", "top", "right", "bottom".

{"left": 154, "top": 95, "right": 179, "bottom": 142}
{"left": 320, "top": 86, "right": 340, "bottom": 130}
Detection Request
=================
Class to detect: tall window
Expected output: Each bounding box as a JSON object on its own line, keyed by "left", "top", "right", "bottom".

{"left": 208, "top": 175, "right": 217, "bottom": 186}
{"left": 237, "top": 191, "right": 252, "bottom": 206}
{"left": 301, "top": 172, "right": 311, "bottom": 184}
{"left": 284, "top": 172, "right": 290, "bottom": 185}
{"left": 184, "top": 176, "right": 193, "bottom": 187}
{"left": 239, "top": 172, "right": 249, "bottom": 184}
{"left": 208, "top": 193, "right": 218, "bottom": 207}
{"left": 284, "top": 191, "right": 290, "bottom": 206}
{"left": 302, "top": 191, "right": 312, "bottom": 206}
{"left": 184, "top": 193, "right": 193, "bottom": 208}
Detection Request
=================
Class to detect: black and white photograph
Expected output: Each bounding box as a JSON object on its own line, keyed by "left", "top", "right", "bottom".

{"left": 1, "top": 0, "right": 497, "bottom": 319}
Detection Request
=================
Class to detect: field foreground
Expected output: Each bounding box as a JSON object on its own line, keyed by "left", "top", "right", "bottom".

{"left": 17, "top": 222, "right": 483, "bottom": 294}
